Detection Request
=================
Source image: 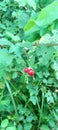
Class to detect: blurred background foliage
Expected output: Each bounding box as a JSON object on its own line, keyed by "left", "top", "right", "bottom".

{"left": 0, "top": 0, "right": 58, "bottom": 130}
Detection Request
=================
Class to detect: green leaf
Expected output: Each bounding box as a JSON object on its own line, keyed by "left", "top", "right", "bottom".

{"left": 29, "top": 96, "right": 37, "bottom": 105}
{"left": 53, "top": 111, "right": 58, "bottom": 121}
{"left": 1, "top": 98, "right": 10, "bottom": 106}
{"left": 1, "top": 119, "right": 9, "bottom": 128}
{"left": 0, "top": 49, "right": 14, "bottom": 66}
{"left": 27, "top": 0, "right": 36, "bottom": 10}
{"left": 15, "top": 11, "right": 29, "bottom": 28}
{"left": 37, "top": 0, "right": 58, "bottom": 26}
{"left": 48, "top": 120, "right": 55, "bottom": 128}
{"left": 26, "top": 115, "right": 34, "bottom": 122}
{"left": 26, "top": 114, "right": 37, "bottom": 123}
{"left": 38, "top": 46, "right": 55, "bottom": 66}
{"left": 5, "top": 31, "right": 20, "bottom": 42}
{"left": 24, "top": 123, "right": 32, "bottom": 130}
{"left": 45, "top": 91, "right": 54, "bottom": 104}
{"left": 0, "top": 129, "right": 4, "bottom": 130}
{"left": 9, "top": 44, "right": 21, "bottom": 58}
{"left": 0, "top": 23, "right": 6, "bottom": 29}
{"left": 40, "top": 124, "right": 50, "bottom": 130}
{"left": 6, "top": 126, "right": 16, "bottom": 130}
{"left": 55, "top": 71, "right": 58, "bottom": 80}
{"left": 25, "top": 1, "right": 58, "bottom": 32}
{"left": 18, "top": 124, "right": 23, "bottom": 130}
{"left": 0, "top": 49, "right": 14, "bottom": 78}
{"left": 15, "top": 0, "right": 36, "bottom": 9}
{"left": 14, "top": 0, "right": 27, "bottom": 7}
{"left": 40, "top": 30, "right": 58, "bottom": 44}
{"left": 24, "top": 19, "right": 36, "bottom": 31}
{"left": 28, "top": 55, "right": 35, "bottom": 67}
{"left": 52, "top": 61, "right": 58, "bottom": 71}
{"left": 0, "top": 38, "right": 12, "bottom": 46}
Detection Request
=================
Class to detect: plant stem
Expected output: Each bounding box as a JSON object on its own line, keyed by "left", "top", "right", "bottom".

{"left": 38, "top": 92, "right": 44, "bottom": 127}
{"left": 5, "top": 80, "right": 19, "bottom": 121}
{"left": 33, "top": 42, "right": 58, "bottom": 47}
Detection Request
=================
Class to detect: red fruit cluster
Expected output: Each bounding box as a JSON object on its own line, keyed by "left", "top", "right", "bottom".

{"left": 24, "top": 67, "right": 34, "bottom": 76}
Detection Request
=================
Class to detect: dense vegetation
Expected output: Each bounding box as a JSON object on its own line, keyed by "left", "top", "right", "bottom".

{"left": 0, "top": 0, "right": 58, "bottom": 130}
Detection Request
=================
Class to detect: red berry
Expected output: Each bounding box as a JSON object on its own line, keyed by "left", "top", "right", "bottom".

{"left": 24, "top": 67, "right": 32, "bottom": 73}
{"left": 27, "top": 68, "right": 32, "bottom": 72}
{"left": 24, "top": 68, "right": 29, "bottom": 73}
{"left": 28, "top": 69, "right": 34, "bottom": 76}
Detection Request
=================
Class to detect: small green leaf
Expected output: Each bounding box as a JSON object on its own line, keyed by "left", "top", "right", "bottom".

{"left": 5, "top": 31, "right": 20, "bottom": 42}
{"left": 0, "top": 23, "right": 6, "bottom": 29}
{"left": 14, "top": 0, "right": 27, "bottom": 7}
{"left": 0, "top": 38, "right": 12, "bottom": 46}
{"left": 45, "top": 91, "right": 54, "bottom": 104}
{"left": 24, "top": 123, "right": 32, "bottom": 130}
{"left": 27, "top": 0, "right": 36, "bottom": 10}
{"left": 6, "top": 126, "right": 16, "bottom": 130}
{"left": 1, "top": 119, "right": 9, "bottom": 128}
{"left": 18, "top": 124, "right": 23, "bottom": 130}
{"left": 40, "top": 124, "right": 50, "bottom": 130}
{"left": 24, "top": 19, "right": 36, "bottom": 31}
{"left": 49, "top": 120, "right": 55, "bottom": 128}
{"left": 29, "top": 96, "right": 37, "bottom": 105}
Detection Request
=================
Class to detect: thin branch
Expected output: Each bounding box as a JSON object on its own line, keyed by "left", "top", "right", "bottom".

{"left": 33, "top": 42, "right": 58, "bottom": 47}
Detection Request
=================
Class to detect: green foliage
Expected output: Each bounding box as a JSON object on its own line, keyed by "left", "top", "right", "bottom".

{"left": 24, "top": 0, "right": 58, "bottom": 41}
{"left": 1, "top": 119, "right": 9, "bottom": 128}
{"left": 0, "top": 0, "right": 58, "bottom": 130}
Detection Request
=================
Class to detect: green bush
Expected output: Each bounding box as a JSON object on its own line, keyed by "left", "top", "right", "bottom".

{"left": 0, "top": 0, "right": 58, "bottom": 130}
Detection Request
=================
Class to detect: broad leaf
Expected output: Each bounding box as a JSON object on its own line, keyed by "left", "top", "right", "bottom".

{"left": 37, "top": 0, "right": 58, "bottom": 26}
{"left": 25, "top": 1, "right": 58, "bottom": 31}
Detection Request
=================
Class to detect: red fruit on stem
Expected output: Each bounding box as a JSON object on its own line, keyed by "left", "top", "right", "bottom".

{"left": 27, "top": 68, "right": 32, "bottom": 72}
{"left": 24, "top": 67, "right": 32, "bottom": 73}
{"left": 24, "top": 68, "right": 29, "bottom": 73}
{"left": 24, "top": 67, "right": 34, "bottom": 76}
{"left": 28, "top": 69, "right": 34, "bottom": 76}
